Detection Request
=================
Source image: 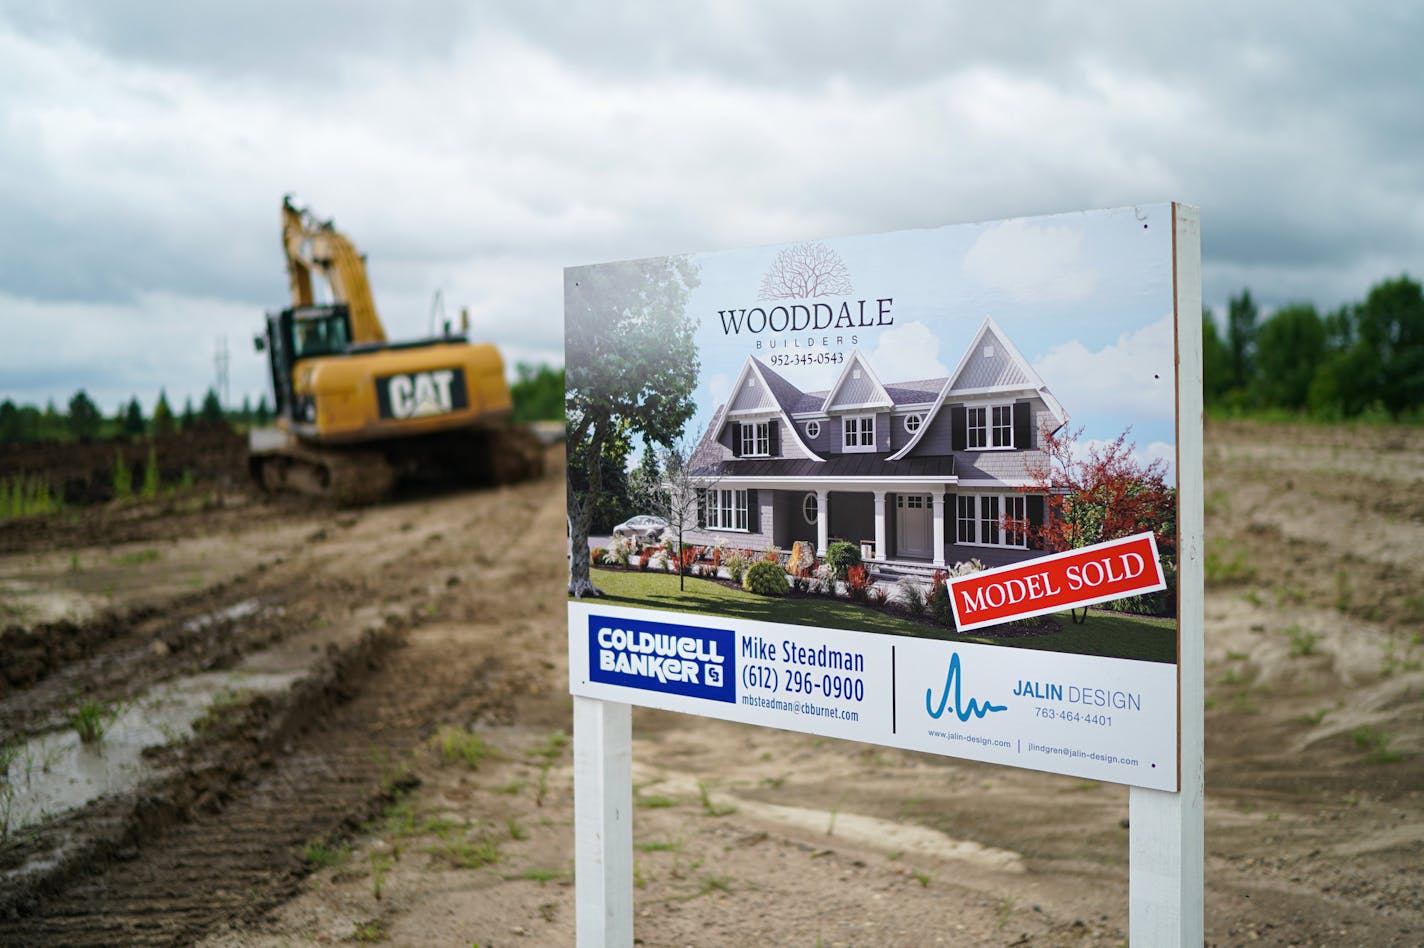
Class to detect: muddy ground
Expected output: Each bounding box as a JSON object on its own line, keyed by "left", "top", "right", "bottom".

{"left": 0, "top": 420, "right": 1421, "bottom": 947}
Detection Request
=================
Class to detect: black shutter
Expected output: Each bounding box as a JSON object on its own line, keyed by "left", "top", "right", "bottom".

{"left": 697, "top": 489, "right": 707, "bottom": 528}
{"left": 951, "top": 405, "right": 967, "bottom": 451}
{"left": 1027, "top": 494, "right": 1045, "bottom": 550}
{"left": 746, "top": 489, "right": 759, "bottom": 533}
{"left": 1014, "top": 401, "right": 1031, "bottom": 448}
{"left": 769, "top": 420, "right": 780, "bottom": 456}
{"left": 731, "top": 422, "right": 742, "bottom": 457}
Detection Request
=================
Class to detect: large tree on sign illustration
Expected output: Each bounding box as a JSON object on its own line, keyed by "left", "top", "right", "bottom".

{"left": 758, "top": 242, "right": 853, "bottom": 300}
{"left": 1016, "top": 425, "right": 1176, "bottom": 622}
{"left": 566, "top": 255, "right": 701, "bottom": 598}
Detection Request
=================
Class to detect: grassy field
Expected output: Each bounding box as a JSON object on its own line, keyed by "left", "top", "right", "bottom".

{"left": 588, "top": 567, "right": 1177, "bottom": 663}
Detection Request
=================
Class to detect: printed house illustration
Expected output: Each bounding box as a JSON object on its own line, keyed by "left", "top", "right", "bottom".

{"left": 684, "top": 317, "right": 1067, "bottom": 568}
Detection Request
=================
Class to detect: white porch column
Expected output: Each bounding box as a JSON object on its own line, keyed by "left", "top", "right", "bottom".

{"left": 872, "top": 490, "right": 887, "bottom": 562}
{"left": 815, "top": 489, "right": 830, "bottom": 556}
{"left": 931, "top": 491, "right": 946, "bottom": 567}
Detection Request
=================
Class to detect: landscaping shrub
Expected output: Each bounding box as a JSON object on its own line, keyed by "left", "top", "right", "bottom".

{"left": 824, "top": 541, "right": 862, "bottom": 580}
{"left": 725, "top": 551, "right": 748, "bottom": 585}
{"left": 845, "top": 564, "right": 872, "bottom": 603}
{"left": 928, "top": 569, "right": 955, "bottom": 628}
{"left": 896, "top": 577, "right": 928, "bottom": 618}
{"left": 590, "top": 546, "right": 608, "bottom": 564}
{"left": 742, "top": 560, "right": 789, "bottom": 597}
{"left": 637, "top": 549, "right": 654, "bottom": 571}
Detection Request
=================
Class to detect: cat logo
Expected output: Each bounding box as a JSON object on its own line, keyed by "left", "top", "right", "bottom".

{"left": 378, "top": 368, "right": 469, "bottom": 419}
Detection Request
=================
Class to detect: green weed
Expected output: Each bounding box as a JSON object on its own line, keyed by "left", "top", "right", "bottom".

{"left": 111, "top": 449, "right": 133, "bottom": 500}
{"left": 1204, "top": 540, "right": 1255, "bottom": 586}
{"left": 351, "top": 918, "right": 387, "bottom": 943}
{"left": 529, "top": 730, "right": 568, "bottom": 761}
{"left": 636, "top": 840, "right": 679, "bottom": 852}
{"left": 430, "top": 725, "right": 491, "bottom": 769}
{"left": 0, "top": 475, "right": 60, "bottom": 519}
{"left": 505, "top": 818, "right": 528, "bottom": 841}
{"left": 1351, "top": 725, "right": 1402, "bottom": 763}
{"left": 114, "top": 548, "right": 160, "bottom": 566}
{"left": 141, "top": 447, "right": 161, "bottom": 499}
{"left": 302, "top": 838, "right": 351, "bottom": 868}
{"left": 521, "top": 867, "right": 565, "bottom": 883}
{"left": 635, "top": 794, "right": 677, "bottom": 809}
{"left": 67, "top": 698, "right": 122, "bottom": 743}
{"left": 430, "top": 835, "right": 500, "bottom": 869}
{"left": 369, "top": 850, "right": 393, "bottom": 900}
{"left": 696, "top": 779, "right": 736, "bottom": 817}
{"left": 1285, "top": 624, "right": 1320, "bottom": 657}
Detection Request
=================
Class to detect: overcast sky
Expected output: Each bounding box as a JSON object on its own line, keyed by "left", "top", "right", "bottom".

{"left": 1, "top": 2, "right": 1420, "bottom": 415}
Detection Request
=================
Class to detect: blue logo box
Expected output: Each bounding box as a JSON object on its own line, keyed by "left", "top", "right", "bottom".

{"left": 587, "top": 614, "right": 736, "bottom": 703}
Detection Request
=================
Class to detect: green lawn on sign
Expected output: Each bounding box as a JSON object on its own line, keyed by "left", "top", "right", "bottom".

{"left": 587, "top": 567, "right": 1176, "bottom": 664}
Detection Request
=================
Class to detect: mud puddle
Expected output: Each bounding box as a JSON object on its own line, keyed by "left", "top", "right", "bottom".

{"left": 2, "top": 669, "right": 301, "bottom": 835}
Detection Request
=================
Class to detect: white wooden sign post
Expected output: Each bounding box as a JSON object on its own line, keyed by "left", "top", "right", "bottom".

{"left": 568, "top": 204, "right": 1204, "bottom": 946}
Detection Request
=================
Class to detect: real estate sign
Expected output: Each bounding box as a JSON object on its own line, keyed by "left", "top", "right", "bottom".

{"left": 567, "top": 203, "right": 1199, "bottom": 793}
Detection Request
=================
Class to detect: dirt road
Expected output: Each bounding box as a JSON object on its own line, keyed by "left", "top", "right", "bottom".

{"left": 2, "top": 422, "right": 1421, "bottom": 946}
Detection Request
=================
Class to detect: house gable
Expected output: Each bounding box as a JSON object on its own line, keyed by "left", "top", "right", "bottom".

{"left": 821, "top": 349, "right": 893, "bottom": 413}
{"left": 716, "top": 357, "right": 824, "bottom": 462}
{"left": 889, "top": 315, "right": 1066, "bottom": 461}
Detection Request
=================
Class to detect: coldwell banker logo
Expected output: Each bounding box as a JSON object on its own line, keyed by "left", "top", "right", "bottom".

{"left": 716, "top": 241, "right": 894, "bottom": 336}
{"left": 588, "top": 615, "right": 736, "bottom": 704}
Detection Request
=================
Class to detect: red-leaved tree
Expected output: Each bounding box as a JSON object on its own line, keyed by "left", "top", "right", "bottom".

{"left": 1014, "top": 425, "right": 1177, "bottom": 622}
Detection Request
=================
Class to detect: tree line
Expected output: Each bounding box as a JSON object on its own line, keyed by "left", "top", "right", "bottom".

{"left": 1204, "top": 274, "right": 1424, "bottom": 421}
{"left": 1, "top": 362, "right": 568, "bottom": 445}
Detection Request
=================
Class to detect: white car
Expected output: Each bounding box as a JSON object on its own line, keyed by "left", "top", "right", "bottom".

{"left": 612, "top": 515, "right": 669, "bottom": 542}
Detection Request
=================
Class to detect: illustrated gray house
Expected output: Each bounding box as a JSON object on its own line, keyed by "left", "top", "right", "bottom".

{"left": 684, "top": 317, "right": 1067, "bottom": 569}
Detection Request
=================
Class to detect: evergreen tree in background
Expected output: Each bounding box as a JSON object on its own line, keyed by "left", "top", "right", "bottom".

{"left": 255, "top": 395, "right": 270, "bottom": 425}
{"left": 180, "top": 397, "right": 196, "bottom": 431}
{"left": 200, "top": 388, "right": 225, "bottom": 426}
{"left": 1225, "top": 289, "right": 1258, "bottom": 395}
{"left": 67, "top": 390, "right": 102, "bottom": 441}
{"left": 1201, "top": 310, "right": 1232, "bottom": 404}
{"left": 123, "top": 396, "right": 146, "bottom": 436}
{"left": 152, "top": 390, "right": 175, "bottom": 436}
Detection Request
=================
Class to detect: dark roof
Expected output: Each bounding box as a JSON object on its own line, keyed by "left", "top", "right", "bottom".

{"left": 755, "top": 360, "right": 815, "bottom": 416}
{"left": 695, "top": 451, "right": 956, "bottom": 479}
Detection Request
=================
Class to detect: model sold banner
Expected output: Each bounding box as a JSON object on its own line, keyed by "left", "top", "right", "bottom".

{"left": 567, "top": 203, "right": 1191, "bottom": 791}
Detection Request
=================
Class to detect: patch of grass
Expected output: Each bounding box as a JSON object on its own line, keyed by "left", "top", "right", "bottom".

{"left": 369, "top": 850, "right": 393, "bottom": 900}
{"left": 1299, "top": 708, "right": 1328, "bottom": 726}
{"left": 520, "top": 867, "right": 565, "bottom": 883}
{"left": 351, "top": 918, "right": 387, "bottom": 943}
{"left": 430, "top": 725, "right": 492, "bottom": 769}
{"left": 1204, "top": 540, "right": 1255, "bottom": 586}
{"left": 696, "top": 779, "right": 736, "bottom": 817}
{"left": 506, "top": 818, "right": 528, "bottom": 841}
{"left": 495, "top": 779, "right": 526, "bottom": 795}
{"left": 635, "top": 794, "right": 677, "bottom": 809}
{"left": 1285, "top": 624, "right": 1321, "bottom": 657}
{"left": 1351, "top": 725, "right": 1402, "bottom": 763}
{"left": 529, "top": 730, "right": 568, "bottom": 761}
{"left": 430, "top": 834, "right": 501, "bottom": 869}
{"left": 590, "top": 568, "right": 1177, "bottom": 663}
{"left": 636, "top": 839, "right": 679, "bottom": 852}
{"left": 1333, "top": 569, "right": 1353, "bottom": 613}
{"left": 698, "top": 875, "right": 734, "bottom": 896}
{"left": 66, "top": 698, "right": 122, "bottom": 744}
{"left": 303, "top": 838, "right": 351, "bottom": 868}
{"left": 911, "top": 869, "right": 930, "bottom": 887}
{"left": 0, "top": 474, "right": 60, "bottom": 519}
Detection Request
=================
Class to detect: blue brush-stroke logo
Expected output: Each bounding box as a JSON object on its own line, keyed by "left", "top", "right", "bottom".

{"left": 588, "top": 615, "right": 736, "bottom": 703}
{"left": 925, "top": 652, "right": 1007, "bottom": 722}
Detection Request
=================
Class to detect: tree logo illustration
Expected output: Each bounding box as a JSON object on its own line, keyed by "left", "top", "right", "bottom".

{"left": 758, "top": 242, "right": 854, "bottom": 300}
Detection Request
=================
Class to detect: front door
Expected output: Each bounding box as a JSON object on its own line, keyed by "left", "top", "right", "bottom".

{"left": 895, "top": 493, "right": 932, "bottom": 559}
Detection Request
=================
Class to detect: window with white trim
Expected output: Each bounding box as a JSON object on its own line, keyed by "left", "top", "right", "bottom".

{"left": 903, "top": 413, "right": 924, "bottom": 434}
{"left": 992, "top": 405, "right": 1014, "bottom": 447}
{"left": 955, "top": 492, "right": 1028, "bottom": 548}
{"left": 966, "top": 407, "right": 987, "bottom": 449}
{"left": 802, "top": 492, "right": 818, "bottom": 525}
{"left": 741, "top": 421, "right": 770, "bottom": 457}
{"left": 966, "top": 403, "right": 1014, "bottom": 450}
{"left": 705, "top": 488, "right": 749, "bottom": 531}
{"left": 842, "top": 414, "right": 875, "bottom": 452}
{"left": 804, "top": 420, "right": 820, "bottom": 439}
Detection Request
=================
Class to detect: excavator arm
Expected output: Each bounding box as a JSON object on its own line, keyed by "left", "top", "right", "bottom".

{"left": 280, "top": 195, "right": 387, "bottom": 344}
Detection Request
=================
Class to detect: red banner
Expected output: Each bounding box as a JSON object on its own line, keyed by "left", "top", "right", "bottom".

{"left": 948, "top": 532, "right": 1167, "bottom": 632}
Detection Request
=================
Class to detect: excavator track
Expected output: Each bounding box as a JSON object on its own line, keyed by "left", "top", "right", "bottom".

{"left": 249, "top": 423, "right": 544, "bottom": 505}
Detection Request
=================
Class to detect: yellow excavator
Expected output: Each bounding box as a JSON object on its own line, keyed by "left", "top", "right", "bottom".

{"left": 249, "top": 195, "right": 544, "bottom": 502}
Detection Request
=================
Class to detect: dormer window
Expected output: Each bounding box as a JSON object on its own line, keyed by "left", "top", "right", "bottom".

{"left": 842, "top": 414, "right": 875, "bottom": 452}
{"left": 804, "top": 420, "right": 821, "bottom": 439}
{"left": 903, "top": 413, "right": 924, "bottom": 434}
{"left": 741, "top": 421, "right": 771, "bottom": 457}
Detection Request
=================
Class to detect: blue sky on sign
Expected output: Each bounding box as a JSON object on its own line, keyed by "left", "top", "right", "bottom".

{"left": 686, "top": 205, "right": 1177, "bottom": 476}
{"left": 1, "top": 2, "right": 1420, "bottom": 416}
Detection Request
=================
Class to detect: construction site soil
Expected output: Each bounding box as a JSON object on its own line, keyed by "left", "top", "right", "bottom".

{"left": 1, "top": 421, "right": 1421, "bottom": 946}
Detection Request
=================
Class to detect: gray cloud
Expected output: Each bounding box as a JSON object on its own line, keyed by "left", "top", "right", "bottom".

{"left": 1, "top": 2, "right": 1421, "bottom": 410}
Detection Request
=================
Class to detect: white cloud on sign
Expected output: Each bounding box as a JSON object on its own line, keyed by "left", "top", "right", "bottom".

{"left": 1032, "top": 313, "right": 1175, "bottom": 425}
{"left": 962, "top": 218, "right": 1096, "bottom": 303}
{"left": 866, "top": 321, "right": 949, "bottom": 384}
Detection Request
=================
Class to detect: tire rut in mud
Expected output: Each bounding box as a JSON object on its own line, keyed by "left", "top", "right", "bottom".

{"left": 0, "top": 614, "right": 516, "bottom": 947}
